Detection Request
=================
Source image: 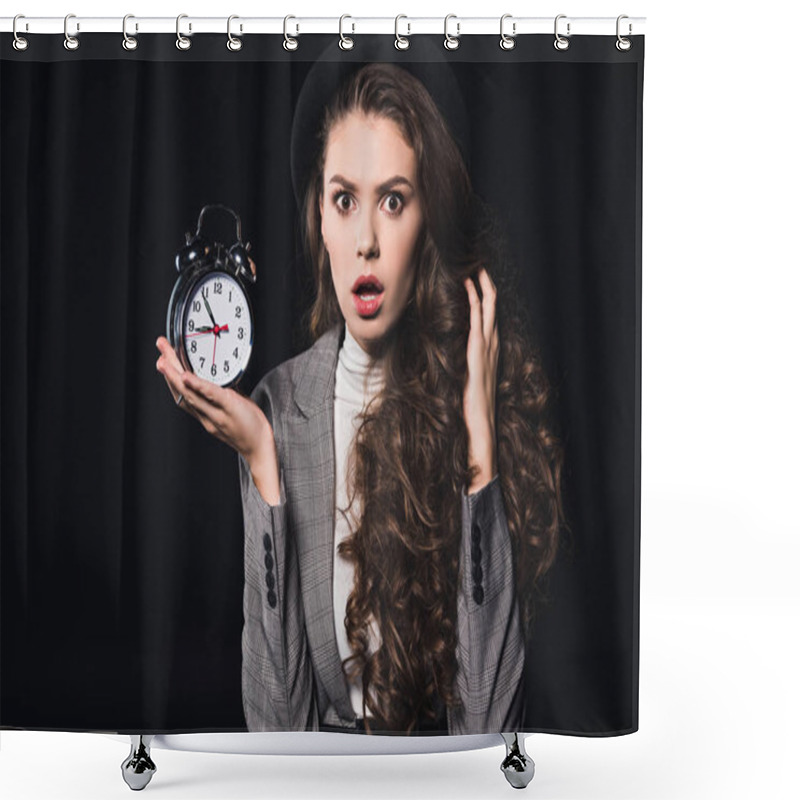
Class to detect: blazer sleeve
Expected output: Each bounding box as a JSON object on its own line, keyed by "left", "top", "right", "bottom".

{"left": 447, "top": 473, "right": 526, "bottom": 734}
{"left": 238, "top": 382, "right": 318, "bottom": 732}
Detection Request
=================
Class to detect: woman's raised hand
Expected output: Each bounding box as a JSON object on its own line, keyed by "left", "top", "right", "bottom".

{"left": 462, "top": 267, "right": 499, "bottom": 494}
{"left": 155, "top": 337, "right": 278, "bottom": 495}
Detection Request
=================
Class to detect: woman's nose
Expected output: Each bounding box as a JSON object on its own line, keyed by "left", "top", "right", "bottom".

{"left": 356, "top": 212, "right": 379, "bottom": 259}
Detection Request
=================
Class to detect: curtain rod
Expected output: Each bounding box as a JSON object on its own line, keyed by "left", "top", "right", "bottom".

{"left": 1, "top": 16, "right": 646, "bottom": 37}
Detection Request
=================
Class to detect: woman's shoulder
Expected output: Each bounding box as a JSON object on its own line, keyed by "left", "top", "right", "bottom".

{"left": 246, "top": 323, "right": 343, "bottom": 424}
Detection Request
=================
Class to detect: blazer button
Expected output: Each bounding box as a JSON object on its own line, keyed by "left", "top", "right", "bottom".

{"left": 472, "top": 585, "right": 484, "bottom": 605}
{"left": 265, "top": 571, "right": 276, "bottom": 591}
{"left": 263, "top": 533, "right": 273, "bottom": 552}
{"left": 471, "top": 520, "right": 481, "bottom": 545}
{"left": 267, "top": 589, "right": 277, "bottom": 608}
{"left": 472, "top": 541, "right": 482, "bottom": 564}
{"left": 264, "top": 551, "right": 274, "bottom": 571}
{"left": 472, "top": 562, "right": 483, "bottom": 584}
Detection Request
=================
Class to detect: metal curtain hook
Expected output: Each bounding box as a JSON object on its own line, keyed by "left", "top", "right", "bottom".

{"left": 64, "top": 13, "right": 80, "bottom": 51}
{"left": 176, "top": 14, "right": 191, "bottom": 50}
{"left": 554, "top": 14, "right": 570, "bottom": 51}
{"left": 283, "top": 15, "right": 298, "bottom": 51}
{"left": 444, "top": 14, "right": 460, "bottom": 51}
{"left": 616, "top": 14, "right": 632, "bottom": 51}
{"left": 12, "top": 14, "right": 29, "bottom": 51}
{"left": 395, "top": 14, "right": 410, "bottom": 50}
{"left": 227, "top": 15, "right": 242, "bottom": 51}
{"left": 122, "top": 14, "right": 138, "bottom": 51}
{"left": 500, "top": 14, "right": 516, "bottom": 50}
{"left": 339, "top": 14, "right": 354, "bottom": 50}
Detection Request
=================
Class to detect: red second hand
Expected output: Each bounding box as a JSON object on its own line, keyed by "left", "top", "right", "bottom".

{"left": 211, "top": 324, "right": 228, "bottom": 368}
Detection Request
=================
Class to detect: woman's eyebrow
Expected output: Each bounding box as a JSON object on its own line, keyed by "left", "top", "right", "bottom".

{"left": 329, "top": 174, "right": 414, "bottom": 195}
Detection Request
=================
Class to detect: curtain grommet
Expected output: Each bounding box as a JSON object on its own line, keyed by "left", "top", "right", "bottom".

{"left": 122, "top": 14, "right": 138, "bottom": 51}
{"left": 500, "top": 14, "right": 516, "bottom": 50}
{"left": 227, "top": 15, "right": 242, "bottom": 51}
{"left": 444, "top": 14, "right": 460, "bottom": 51}
{"left": 616, "top": 15, "right": 632, "bottom": 51}
{"left": 176, "top": 14, "right": 191, "bottom": 50}
{"left": 339, "top": 15, "right": 354, "bottom": 50}
{"left": 12, "top": 14, "right": 29, "bottom": 51}
{"left": 394, "top": 15, "right": 410, "bottom": 50}
{"left": 64, "top": 13, "right": 80, "bottom": 51}
{"left": 554, "top": 14, "right": 570, "bottom": 51}
{"left": 283, "top": 15, "right": 298, "bottom": 51}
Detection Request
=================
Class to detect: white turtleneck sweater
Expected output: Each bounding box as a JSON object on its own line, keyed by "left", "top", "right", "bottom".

{"left": 333, "top": 323, "right": 385, "bottom": 720}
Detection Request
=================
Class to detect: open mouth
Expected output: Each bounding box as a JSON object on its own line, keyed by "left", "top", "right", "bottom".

{"left": 351, "top": 276, "right": 385, "bottom": 316}
{"left": 352, "top": 275, "right": 385, "bottom": 294}
{"left": 354, "top": 284, "right": 382, "bottom": 300}
{"left": 352, "top": 279, "right": 385, "bottom": 316}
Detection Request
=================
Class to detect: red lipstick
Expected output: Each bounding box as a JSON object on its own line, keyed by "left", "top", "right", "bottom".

{"left": 351, "top": 274, "right": 385, "bottom": 317}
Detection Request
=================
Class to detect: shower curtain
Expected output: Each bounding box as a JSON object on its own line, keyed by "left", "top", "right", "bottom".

{"left": 1, "top": 28, "right": 643, "bottom": 737}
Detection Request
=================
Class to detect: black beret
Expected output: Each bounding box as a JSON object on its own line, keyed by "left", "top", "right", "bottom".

{"left": 289, "top": 35, "right": 470, "bottom": 211}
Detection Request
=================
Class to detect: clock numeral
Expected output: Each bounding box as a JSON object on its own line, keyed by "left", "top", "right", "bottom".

{"left": 192, "top": 300, "right": 201, "bottom": 312}
{"left": 190, "top": 341, "right": 197, "bottom": 353}
{"left": 235, "top": 306, "right": 242, "bottom": 319}
{"left": 201, "top": 286, "right": 209, "bottom": 299}
{"left": 228, "top": 290, "right": 233, "bottom": 303}
{"left": 211, "top": 364, "right": 217, "bottom": 377}
{"left": 224, "top": 361, "right": 230, "bottom": 374}
{"left": 238, "top": 327, "right": 244, "bottom": 340}
{"left": 214, "top": 281, "right": 223, "bottom": 295}
{"left": 188, "top": 319, "right": 195, "bottom": 332}
{"left": 233, "top": 347, "right": 239, "bottom": 359}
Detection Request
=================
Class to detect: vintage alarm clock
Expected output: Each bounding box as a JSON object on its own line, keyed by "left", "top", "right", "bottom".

{"left": 166, "top": 204, "right": 256, "bottom": 389}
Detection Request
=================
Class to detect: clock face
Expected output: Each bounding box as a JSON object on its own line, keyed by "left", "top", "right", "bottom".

{"left": 182, "top": 271, "right": 253, "bottom": 386}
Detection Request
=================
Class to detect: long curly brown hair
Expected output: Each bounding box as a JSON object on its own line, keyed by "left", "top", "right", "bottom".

{"left": 299, "top": 63, "right": 565, "bottom": 733}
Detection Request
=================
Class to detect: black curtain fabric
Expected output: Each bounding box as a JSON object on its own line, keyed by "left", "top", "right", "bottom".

{"left": 1, "top": 34, "right": 643, "bottom": 734}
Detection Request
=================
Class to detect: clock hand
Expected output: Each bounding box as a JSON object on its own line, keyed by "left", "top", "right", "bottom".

{"left": 185, "top": 324, "right": 228, "bottom": 339}
{"left": 210, "top": 325, "right": 230, "bottom": 367}
{"left": 186, "top": 326, "right": 214, "bottom": 337}
{"left": 202, "top": 293, "right": 217, "bottom": 328}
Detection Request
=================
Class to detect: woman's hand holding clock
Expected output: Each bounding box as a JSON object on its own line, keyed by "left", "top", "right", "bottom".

{"left": 463, "top": 267, "right": 499, "bottom": 495}
{"left": 155, "top": 336, "right": 282, "bottom": 504}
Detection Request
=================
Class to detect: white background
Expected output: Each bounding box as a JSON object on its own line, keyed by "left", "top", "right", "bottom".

{"left": 2, "top": 1, "right": 799, "bottom": 798}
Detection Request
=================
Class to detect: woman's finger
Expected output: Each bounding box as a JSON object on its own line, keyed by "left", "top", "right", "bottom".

{"left": 178, "top": 379, "right": 224, "bottom": 427}
{"left": 183, "top": 372, "right": 226, "bottom": 410}
{"left": 477, "top": 268, "right": 497, "bottom": 348}
{"left": 156, "top": 339, "right": 221, "bottom": 416}
{"left": 157, "top": 357, "right": 220, "bottom": 424}
{"left": 180, "top": 383, "right": 235, "bottom": 445}
{"left": 156, "top": 355, "right": 183, "bottom": 404}
{"left": 155, "top": 336, "right": 185, "bottom": 375}
{"left": 156, "top": 338, "right": 227, "bottom": 412}
{"left": 464, "top": 275, "right": 484, "bottom": 351}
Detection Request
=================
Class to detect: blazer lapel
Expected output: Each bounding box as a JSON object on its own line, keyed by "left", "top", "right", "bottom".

{"left": 286, "top": 321, "right": 356, "bottom": 723}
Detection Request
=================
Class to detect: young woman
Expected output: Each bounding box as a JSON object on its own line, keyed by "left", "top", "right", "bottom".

{"left": 156, "top": 62, "right": 564, "bottom": 735}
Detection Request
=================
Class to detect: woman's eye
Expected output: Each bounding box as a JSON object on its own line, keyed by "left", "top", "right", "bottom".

{"left": 383, "top": 192, "right": 404, "bottom": 215}
{"left": 333, "top": 191, "right": 353, "bottom": 213}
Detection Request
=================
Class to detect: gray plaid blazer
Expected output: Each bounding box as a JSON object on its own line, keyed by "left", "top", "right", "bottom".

{"left": 238, "top": 320, "right": 525, "bottom": 734}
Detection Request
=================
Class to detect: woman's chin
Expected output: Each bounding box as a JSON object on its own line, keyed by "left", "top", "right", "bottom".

{"left": 347, "top": 316, "right": 398, "bottom": 357}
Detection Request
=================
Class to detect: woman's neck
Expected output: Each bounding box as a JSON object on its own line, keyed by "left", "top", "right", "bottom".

{"left": 347, "top": 324, "right": 394, "bottom": 362}
{"left": 339, "top": 322, "right": 386, "bottom": 395}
